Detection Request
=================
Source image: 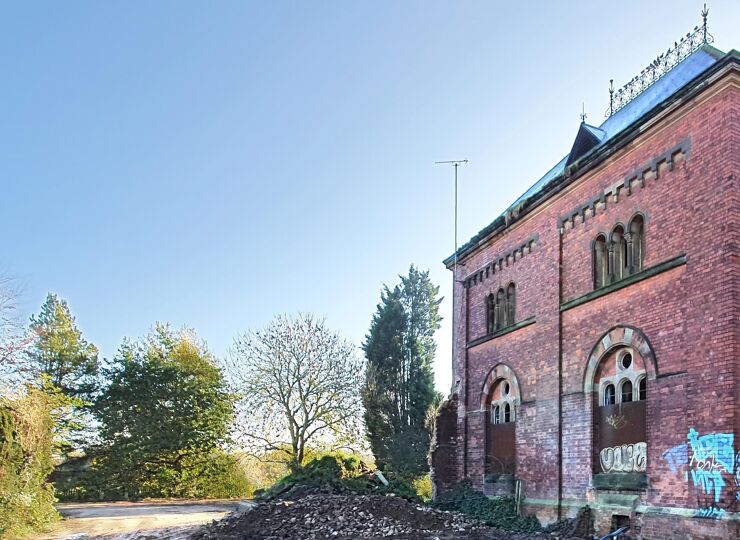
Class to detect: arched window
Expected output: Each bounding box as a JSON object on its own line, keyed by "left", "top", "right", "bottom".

{"left": 590, "top": 338, "right": 650, "bottom": 477}
{"left": 594, "top": 234, "right": 608, "bottom": 289}
{"left": 486, "top": 294, "right": 496, "bottom": 334}
{"left": 621, "top": 380, "right": 633, "bottom": 403}
{"left": 628, "top": 215, "right": 644, "bottom": 274}
{"left": 506, "top": 283, "right": 516, "bottom": 327}
{"left": 503, "top": 402, "right": 511, "bottom": 423}
{"left": 495, "top": 289, "right": 506, "bottom": 331}
{"left": 610, "top": 225, "right": 626, "bottom": 283}
{"left": 491, "top": 405, "right": 501, "bottom": 424}
{"left": 604, "top": 384, "right": 616, "bottom": 406}
{"left": 638, "top": 377, "right": 646, "bottom": 401}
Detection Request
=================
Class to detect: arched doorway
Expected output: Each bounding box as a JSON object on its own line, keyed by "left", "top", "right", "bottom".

{"left": 480, "top": 364, "right": 521, "bottom": 493}
{"left": 583, "top": 326, "right": 656, "bottom": 485}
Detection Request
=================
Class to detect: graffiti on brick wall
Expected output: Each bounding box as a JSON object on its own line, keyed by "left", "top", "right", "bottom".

{"left": 605, "top": 413, "right": 627, "bottom": 430}
{"left": 736, "top": 452, "right": 740, "bottom": 502}
{"left": 600, "top": 442, "right": 647, "bottom": 473}
{"left": 661, "top": 429, "right": 736, "bottom": 519}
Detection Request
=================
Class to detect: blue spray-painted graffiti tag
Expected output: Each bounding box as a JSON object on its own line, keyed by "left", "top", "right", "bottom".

{"left": 661, "top": 429, "right": 736, "bottom": 519}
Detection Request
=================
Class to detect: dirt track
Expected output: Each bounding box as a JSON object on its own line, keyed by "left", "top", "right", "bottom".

{"left": 41, "top": 500, "right": 248, "bottom": 539}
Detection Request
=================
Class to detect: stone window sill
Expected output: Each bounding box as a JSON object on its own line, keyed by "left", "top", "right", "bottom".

{"left": 592, "top": 472, "right": 648, "bottom": 491}
{"left": 467, "top": 317, "right": 536, "bottom": 349}
{"left": 561, "top": 254, "right": 687, "bottom": 312}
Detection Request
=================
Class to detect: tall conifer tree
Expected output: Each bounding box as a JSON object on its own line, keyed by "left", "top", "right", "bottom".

{"left": 28, "top": 293, "right": 99, "bottom": 398}
{"left": 362, "top": 266, "right": 442, "bottom": 475}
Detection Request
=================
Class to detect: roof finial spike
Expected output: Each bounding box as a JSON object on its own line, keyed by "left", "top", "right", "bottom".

{"left": 701, "top": 3, "right": 709, "bottom": 43}
{"left": 580, "top": 102, "right": 587, "bottom": 124}
{"left": 608, "top": 79, "right": 614, "bottom": 117}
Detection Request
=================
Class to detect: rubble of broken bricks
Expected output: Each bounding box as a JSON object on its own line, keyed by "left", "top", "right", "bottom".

{"left": 190, "top": 494, "right": 587, "bottom": 540}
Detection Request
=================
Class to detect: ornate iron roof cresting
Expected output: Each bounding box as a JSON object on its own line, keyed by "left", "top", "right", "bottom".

{"left": 606, "top": 4, "right": 714, "bottom": 117}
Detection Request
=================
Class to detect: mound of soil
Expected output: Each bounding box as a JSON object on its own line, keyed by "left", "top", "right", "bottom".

{"left": 190, "top": 494, "right": 573, "bottom": 540}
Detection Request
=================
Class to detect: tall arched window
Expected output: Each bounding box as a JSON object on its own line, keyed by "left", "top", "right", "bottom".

{"left": 610, "top": 225, "right": 626, "bottom": 283}
{"left": 628, "top": 215, "right": 644, "bottom": 274}
{"left": 604, "top": 384, "right": 616, "bottom": 406}
{"left": 495, "top": 289, "right": 506, "bottom": 331}
{"left": 506, "top": 283, "right": 516, "bottom": 327}
{"left": 491, "top": 404, "right": 501, "bottom": 424}
{"left": 594, "top": 234, "right": 608, "bottom": 288}
{"left": 621, "top": 380, "right": 633, "bottom": 403}
{"left": 486, "top": 294, "right": 496, "bottom": 334}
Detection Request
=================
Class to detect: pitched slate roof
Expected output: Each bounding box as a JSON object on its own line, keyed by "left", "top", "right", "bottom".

{"left": 444, "top": 44, "right": 729, "bottom": 267}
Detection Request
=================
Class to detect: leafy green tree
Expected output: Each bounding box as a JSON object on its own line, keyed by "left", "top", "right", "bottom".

{"left": 362, "top": 266, "right": 442, "bottom": 475}
{"left": 27, "top": 293, "right": 99, "bottom": 398}
{"left": 93, "top": 325, "right": 239, "bottom": 498}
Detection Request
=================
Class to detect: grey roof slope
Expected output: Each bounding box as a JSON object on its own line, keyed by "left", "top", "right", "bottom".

{"left": 445, "top": 44, "right": 727, "bottom": 267}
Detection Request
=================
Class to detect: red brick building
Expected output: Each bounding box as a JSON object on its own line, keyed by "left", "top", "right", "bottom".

{"left": 431, "top": 20, "right": 739, "bottom": 540}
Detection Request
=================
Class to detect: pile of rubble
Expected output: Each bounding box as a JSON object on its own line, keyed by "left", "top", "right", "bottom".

{"left": 191, "top": 494, "right": 580, "bottom": 540}
{"left": 541, "top": 506, "right": 593, "bottom": 539}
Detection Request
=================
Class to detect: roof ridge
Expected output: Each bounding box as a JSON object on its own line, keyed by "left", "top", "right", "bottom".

{"left": 444, "top": 45, "right": 734, "bottom": 267}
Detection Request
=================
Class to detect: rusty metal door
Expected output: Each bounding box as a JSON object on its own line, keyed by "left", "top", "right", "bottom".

{"left": 486, "top": 421, "right": 516, "bottom": 475}
{"left": 594, "top": 401, "right": 647, "bottom": 474}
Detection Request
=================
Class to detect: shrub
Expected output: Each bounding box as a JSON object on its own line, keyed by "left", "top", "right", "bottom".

{"left": 257, "top": 451, "right": 422, "bottom": 502}
{"left": 433, "top": 481, "right": 540, "bottom": 533}
{"left": 56, "top": 449, "right": 253, "bottom": 501}
{"left": 0, "top": 388, "right": 59, "bottom": 539}
{"left": 187, "top": 451, "right": 254, "bottom": 499}
{"left": 412, "top": 474, "right": 432, "bottom": 503}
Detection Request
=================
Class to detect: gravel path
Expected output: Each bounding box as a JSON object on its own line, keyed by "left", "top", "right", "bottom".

{"left": 40, "top": 500, "right": 246, "bottom": 540}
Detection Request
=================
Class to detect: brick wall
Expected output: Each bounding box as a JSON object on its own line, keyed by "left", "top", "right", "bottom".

{"left": 432, "top": 67, "right": 739, "bottom": 538}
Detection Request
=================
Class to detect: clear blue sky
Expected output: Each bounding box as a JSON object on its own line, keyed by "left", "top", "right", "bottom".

{"left": 3, "top": 1, "right": 738, "bottom": 392}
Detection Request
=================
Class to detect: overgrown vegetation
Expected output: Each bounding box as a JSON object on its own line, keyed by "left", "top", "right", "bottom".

{"left": 0, "top": 387, "right": 59, "bottom": 539}
{"left": 433, "top": 481, "right": 541, "bottom": 533}
{"left": 57, "top": 448, "right": 251, "bottom": 501}
{"left": 256, "top": 451, "right": 426, "bottom": 503}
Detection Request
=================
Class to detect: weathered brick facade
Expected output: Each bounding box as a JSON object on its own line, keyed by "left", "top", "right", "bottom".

{"left": 431, "top": 45, "right": 740, "bottom": 539}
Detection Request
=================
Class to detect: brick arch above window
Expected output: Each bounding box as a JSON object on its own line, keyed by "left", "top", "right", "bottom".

{"left": 479, "top": 363, "right": 522, "bottom": 411}
{"left": 582, "top": 325, "right": 658, "bottom": 393}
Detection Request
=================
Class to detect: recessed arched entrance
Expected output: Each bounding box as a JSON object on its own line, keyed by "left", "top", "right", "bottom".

{"left": 480, "top": 364, "right": 521, "bottom": 493}
{"left": 583, "top": 326, "right": 656, "bottom": 484}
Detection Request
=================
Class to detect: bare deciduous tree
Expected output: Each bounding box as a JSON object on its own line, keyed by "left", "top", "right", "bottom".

{"left": 0, "top": 276, "right": 32, "bottom": 388}
{"left": 226, "top": 314, "right": 365, "bottom": 471}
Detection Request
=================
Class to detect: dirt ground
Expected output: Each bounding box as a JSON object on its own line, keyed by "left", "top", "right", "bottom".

{"left": 40, "top": 500, "right": 248, "bottom": 540}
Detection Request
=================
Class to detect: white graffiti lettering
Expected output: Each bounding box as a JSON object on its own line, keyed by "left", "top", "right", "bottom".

{"left": 600, "top": 442, "right": 647, "bottom": 473}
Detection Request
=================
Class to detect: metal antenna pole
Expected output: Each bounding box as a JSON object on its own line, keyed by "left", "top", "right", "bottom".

{"left": 435, "top": 159, "right": 468, "bottom": 394}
